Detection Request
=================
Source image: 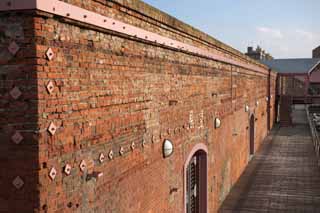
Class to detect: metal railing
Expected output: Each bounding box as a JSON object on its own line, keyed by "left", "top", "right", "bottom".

{"left": 306, "top": 105, "right": 320, "bottom": 159}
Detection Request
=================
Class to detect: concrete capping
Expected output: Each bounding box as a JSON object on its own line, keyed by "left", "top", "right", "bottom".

{"left": 183, "top": 143, "right": 208, "bottom": 213}
{"left": 109, "top": 0, "right": 265, "bottom": 68}
{"left": 1, "top": 0, "right": 269, "bottom": 74}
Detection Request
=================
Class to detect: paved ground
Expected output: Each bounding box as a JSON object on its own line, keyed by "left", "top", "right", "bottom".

{"left": 219, "top": 108, "right": 320, "bottom": 213}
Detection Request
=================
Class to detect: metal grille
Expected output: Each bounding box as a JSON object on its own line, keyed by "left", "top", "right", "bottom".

{"left": 187, "top": 156, "right": 199, "bottom": 213}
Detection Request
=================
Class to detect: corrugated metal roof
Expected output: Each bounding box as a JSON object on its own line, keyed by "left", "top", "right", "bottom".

{"left": 259, "top": 58, "right": 320, "bottom": 74}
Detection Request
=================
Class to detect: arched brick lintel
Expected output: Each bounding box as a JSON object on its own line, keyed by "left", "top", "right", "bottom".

{"left": 183, "top": 143, "right": 208, "bottom": 213}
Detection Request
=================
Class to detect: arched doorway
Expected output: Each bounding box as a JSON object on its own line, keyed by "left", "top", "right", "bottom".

{"left": 249, "top": 114, "right": 255, "bottom": 155}
{"left": 184, "top": 144, "right": 208, "bottom": 213}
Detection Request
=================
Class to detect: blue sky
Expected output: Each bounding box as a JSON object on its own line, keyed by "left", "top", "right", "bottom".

{"left": 143, "top": 0, "right": 320, "bottom": 58}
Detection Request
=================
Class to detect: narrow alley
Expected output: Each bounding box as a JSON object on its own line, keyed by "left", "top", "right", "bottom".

{"left": 219, "top": 107, "right": 320, "bottom": 212}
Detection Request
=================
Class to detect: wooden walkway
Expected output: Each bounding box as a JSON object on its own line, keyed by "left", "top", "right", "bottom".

{"left": 219, "top": 108, "right": 320, "bottom": 213}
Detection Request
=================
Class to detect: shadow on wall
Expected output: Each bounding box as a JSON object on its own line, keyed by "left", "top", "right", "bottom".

{"left": 0, "top": 12, "right": 40, "bottom": 212}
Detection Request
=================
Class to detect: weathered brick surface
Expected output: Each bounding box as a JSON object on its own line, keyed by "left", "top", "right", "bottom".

{"left": 2, "top": 1, "right": 277, "bottom": 212}
{"left": 0, "top": 12, "right": 40, "bottom": 212}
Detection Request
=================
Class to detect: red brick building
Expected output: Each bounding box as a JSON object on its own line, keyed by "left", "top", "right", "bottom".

{"left": 1, "top": 0, "right": 277, "bottom": 212}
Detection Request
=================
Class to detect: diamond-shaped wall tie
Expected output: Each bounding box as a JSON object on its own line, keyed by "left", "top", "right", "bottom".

{"left": 79, "top": 160, "right": 86, "bottom": 172}
{"left": 49, "top": 167, "right": 57, "bottom": 180}
{"left": 46, "top": 81, "right": 55, "bottom": 94}
{"left": 11, "top": 131, "right": 23, "bottom": 144}
{"left": 10, "top": 86, "right": 22, "bottom": 100}
{"left": 152, "top": 135, "right": 157, "bottom": 143}
{"left": 64, "top": 164, "right": 72, "bottom": 175}
{"left": 99, "top": 153, "right": 105, "bottom": 163}
{"left": 12, "top": 176, "right": 24, "bottom": 189}
{"left": 131, "top": 142, "right": 135, "bottom": 151}
{"left": 142, "top": 140, "right": 147, "bottom": 148}
{"left": 119, "top": 147, "right": 125, "bottom": 156}
{"left": 46, "top": 48, "right": 55, "bottom": 61}
{"left": 48, "top": 122, "right": 57, "bottom": 136}
{"left": 8, "top": 41, "right": 20, "bottom": 56}
{"left": 108, "top": 150, "right": 114, "bottom": 160}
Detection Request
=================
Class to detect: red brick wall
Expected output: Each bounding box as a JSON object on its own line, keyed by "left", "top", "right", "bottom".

{"left": 2, "top": 1, "right": 277, "bottom": 212}
{"left": 0, "top": 12, "right": 40, "bottom": 212}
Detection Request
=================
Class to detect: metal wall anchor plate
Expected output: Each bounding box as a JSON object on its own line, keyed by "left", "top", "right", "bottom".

{"left": 11, "top": 131, "right": 23, "bottom": 144}
{"left": 64, "top": 164, "right": 72, "bottom": 175}
{"left": 49, "top": 167, "right": 57, "bottom": 180}
{"left": 152, "top": 135, "right": 157, "bottom": 143}
{"left": 8, "top": 41, "right": 20, "bottom": 56}
{"left": 142, "top": 140, "right": 147, "bottom": 148}
{"left": 10, "top": 86, "right": 22, "bottom": 100}
{"left": 46, "top": 48, "right": 54, "bottom": 60}
{"left": 99, "top": 153, "right": 105, "bottom": 163}
{"left": 108, "top": 150, "right": 114, "bottom": 160}
{"left": 79, "top": 160, "right": 86, "bottom": 172}
{"left": 46, "top": 81, "right": 55, "bottom": 94}
{"left": 48, "top": 122, "right": 57, "bottom": 136}
{"left": 12, "top": 176, "right": 24, "bottom": 189}
{"left": 130, "top": 142, "right": 135, "bottom": 150}
{"left": 119, "top": 147, "right": 125, "bottom": 156}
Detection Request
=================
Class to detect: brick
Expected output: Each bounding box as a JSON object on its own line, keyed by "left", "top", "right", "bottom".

{"left": 1, "top": 1, "right": 278, "bottom": 213}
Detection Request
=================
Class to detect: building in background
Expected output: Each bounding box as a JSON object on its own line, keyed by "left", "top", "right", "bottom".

{"left": 313, "top": 46, "right": 320, "bottom": 58}
{"left": 260, "top": 57, "right": 320, "bottom": 126}
{"left": 245, "top": 46, "right": 273, "bottom": 60}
